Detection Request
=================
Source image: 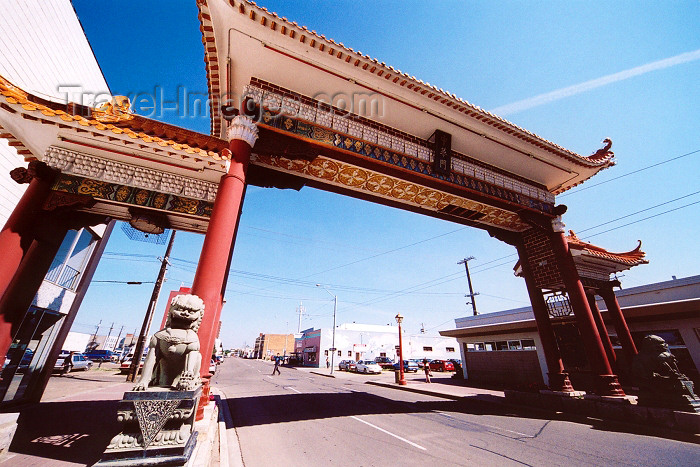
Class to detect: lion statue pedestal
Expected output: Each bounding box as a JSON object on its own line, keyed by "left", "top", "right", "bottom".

{"left": 96, "top": 294, "right": 205, "bottom": 466}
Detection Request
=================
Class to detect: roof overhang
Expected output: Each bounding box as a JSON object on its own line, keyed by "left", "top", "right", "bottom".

{"left": 200, "top": 0, "right": 615, "bottom": 194}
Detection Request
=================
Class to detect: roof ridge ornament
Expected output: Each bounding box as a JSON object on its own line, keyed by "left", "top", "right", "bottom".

{"left": 226, "top": 115, "right": 259, "bottom": 148}
{"left": 95, "top": 95, "right": 134, "bottom": 123}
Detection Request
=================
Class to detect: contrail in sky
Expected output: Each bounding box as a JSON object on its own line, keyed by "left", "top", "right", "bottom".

{"left": 490, "top": 48, "right": 700, "bottom": 116}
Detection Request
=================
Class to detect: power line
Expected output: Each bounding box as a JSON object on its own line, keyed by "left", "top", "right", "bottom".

{"left": 559, "top": 147, "right": 700, "bottom": 197}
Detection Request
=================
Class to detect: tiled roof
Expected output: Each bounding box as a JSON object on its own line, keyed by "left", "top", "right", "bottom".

{"left": 566, "top": 231, "right": 648, "bottom": 266}
{"left": 197, "top": 0, "right": 615, "bottom": 174}
{"left": 0, "top": 75, "right": 228, "bottom": 162}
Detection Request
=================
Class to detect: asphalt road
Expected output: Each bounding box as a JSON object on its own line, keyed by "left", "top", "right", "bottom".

{"left": 213, "top": 358, "right": 699, "bottom": 467}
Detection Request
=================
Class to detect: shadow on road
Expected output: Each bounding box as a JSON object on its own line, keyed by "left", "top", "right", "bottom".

{"left": 6, "top": 399, "right": 120, "bottom": 465}
{"left": 225, "top": 390, "right": 700, "bottom": 444}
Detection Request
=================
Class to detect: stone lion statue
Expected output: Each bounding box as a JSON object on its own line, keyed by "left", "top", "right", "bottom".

{"left": 133, "top": 294, "right": 204, "bottom": 391}
{"left": 631, "top": 334, "right": 700, "bottom": 412}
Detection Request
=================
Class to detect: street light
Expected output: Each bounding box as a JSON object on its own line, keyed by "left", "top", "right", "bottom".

{"left": 395, "top": 313, "right": 407, "bottom": 386}
{"left": 316, "top": 284, "right": 337, "bottom": 375}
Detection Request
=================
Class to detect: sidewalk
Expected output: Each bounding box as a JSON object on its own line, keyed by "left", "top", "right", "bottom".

{"left": 0, "top": 369, "right": 224, "bottom": 466}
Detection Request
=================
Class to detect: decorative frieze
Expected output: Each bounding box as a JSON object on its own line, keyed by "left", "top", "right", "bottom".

{"left": 242, "top": 82, "right": 555, "bottom": 211}
{"left": 43, "top": 146, "right": 219, "bottom": 202}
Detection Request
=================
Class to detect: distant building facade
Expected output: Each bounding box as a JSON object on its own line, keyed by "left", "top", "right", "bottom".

{"left": 253, "top": 333, "right": 295, "bottom": 359}
{"left": 297, "top": 323, "right": 460, "bottom": 368}
{"left": 441, "top": 275, "right": 700, "bottom": 389}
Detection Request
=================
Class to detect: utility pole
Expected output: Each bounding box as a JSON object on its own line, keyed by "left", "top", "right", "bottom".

{"left": 90, "top": 320, "right": 101, "bottom": 351}
{"left": 113, "top": 325, "right": 124, "bottom": 355}
{"left": 104, "top": 322, "right": 114, "bottom": 351}
{"left": 458, "top": 257, "right": 479, "bottom": 316}
{"left": 126, "top": 230, "right": 176, "bottom": 382}
{"left": 297, "top": 302, "right": 304, "bottom": 333}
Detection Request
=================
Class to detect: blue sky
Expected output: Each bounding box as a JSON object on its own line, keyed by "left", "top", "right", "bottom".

{"left": 70, "top": 1, "right": 700, "bottom": 348}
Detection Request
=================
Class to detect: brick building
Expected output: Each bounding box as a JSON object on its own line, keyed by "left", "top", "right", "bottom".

{"left": 253, "top": 333, "right": 295, "bottom": 360}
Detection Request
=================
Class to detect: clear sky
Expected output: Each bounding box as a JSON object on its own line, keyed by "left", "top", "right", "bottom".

{"left": 69, "top": 1, "right": 700, "bottom": 349}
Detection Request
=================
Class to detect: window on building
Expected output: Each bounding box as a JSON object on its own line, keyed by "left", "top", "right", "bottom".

{"left": 521, "top": 339, "right": 536, "bottom": 350}
{"left": 44, "top": 228, "right": 96, "bottom": 290}
{"left": 324, "top": 350, "right": 328, "bottom": 356}
{"left": 337, "top": 350, "right": 341, "bottom": 357}
{"left": 445, "top": 347, "right": 455, "bottom": 352}
{"left": 474, "top": 343, "right": 485, "bottom": 351}
{"left": 465, "top": 343, "right": 476, "bottom": 352}
{"left": 484, "top": 342, "right": 496, "bottom": 351}
{"left": 348, "top": 351, "right": 352, "bottom": 357}
{"left": 423, "top": 346, "right": 433, "bottom": 352}
{"left": 508, "top": 340, "right": 523, "bottom": 350}
{"left": 496, "top": 341, "right": 509, "bottom": 351}
{"left": 380, "top": 352, "right": 386, "bottom": 357}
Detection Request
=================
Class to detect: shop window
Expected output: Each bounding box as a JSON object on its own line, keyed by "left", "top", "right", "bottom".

{"left": 347, "top": 351, "right": 352, "bottom": 357}
{"left": 508, "top": 340, "right": 522, "bottom": 350}
{"left": 423, "top": 346, "right": 433, "bottom": 352}
{"left": 465, "top": 343, "right": 476, "bottom": 352}
{"left": 496, "top": 341, "right": 509, "bottom": 351}
{"left": 484, "top": 342, "right": 496, "bottom": 351}
{"left": 446, "top": 347, "right": 455, "bottom": 352}
{"left": 337, "top": 350, "right": 341, "bottom": 357}
{"left": 473, "top": 343, "right": 485, "bottom": 351}
{"left": 521, "top": 339, "right": 536, "bottom": 350}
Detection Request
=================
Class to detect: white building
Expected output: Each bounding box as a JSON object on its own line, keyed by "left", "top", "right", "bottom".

{"left": 297, "top": 322, "right": 460, "bottom": 368}
{"left": 441, "top": 275, "right": 700, "bottom": 389}
{"left": 0, "top": 0, "right": 112, "bottom": 405}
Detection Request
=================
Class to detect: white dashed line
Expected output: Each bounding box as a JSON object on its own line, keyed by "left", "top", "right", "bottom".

{"left": 284, "top": 386, "right": 302, "bottom": 394}
{"left": 351, "top": 416, "right": 426, "bottom": 451}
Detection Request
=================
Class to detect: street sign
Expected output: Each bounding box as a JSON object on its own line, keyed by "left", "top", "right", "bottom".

{"left": 395, "top": 345, "right": 400, "bottom": 350}
{"left": 329, "top": 348, "right": 336, "bottom": 351}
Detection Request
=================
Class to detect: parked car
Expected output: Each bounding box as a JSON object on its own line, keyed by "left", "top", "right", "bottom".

{"left": 338, "top": 360, "right": 357, "bottom": 371}
{"left": 54, "top": 352, "right": 92, "bottom": 373}
{"left": 83, "top": 349, "right": 115, "bottom": 362}
{"left": 119, "top": 358, "right": 144, "bottom": 375}
{"left": 392, "top": 360, "right": 419, "bottom": 372}
{"left": 355, "top": 360, "right": 382, "bottom": 374}
{"left": 428, "top": 359, "right": 455, "bottom": 372}
{"left": 209, "top": 359, "right": 217, "bottom": 374}
{"left": 411, "top": 359, "right": 426, "bottom": 368}
{"left": 373, "top": 356, "right": 394, "bottom": 370}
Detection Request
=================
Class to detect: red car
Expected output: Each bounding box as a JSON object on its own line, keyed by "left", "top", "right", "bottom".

{"left": 428, "top": 359, "right": 454, "bottom": 372}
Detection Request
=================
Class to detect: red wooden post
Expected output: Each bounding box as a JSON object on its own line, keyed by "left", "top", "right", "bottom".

{"left": 0, "top": 162, "right": 57, "bottom": 301}
{"left": 190, "top": 116, "right": 258, "bottom": 418}
{"left": 0, "top": 162, "right": 58, "bottom": 360}
{"left": 549, "top": 217, "right": 624, "bottom": 396}
{"left": 599, "top": 286, "right": 638, "bottom": 364}
{"left": 516, "top": 241, "right": 574, "bottom": 392}
{"left": 586, "top": 290, "right": 617, "bottom": 369}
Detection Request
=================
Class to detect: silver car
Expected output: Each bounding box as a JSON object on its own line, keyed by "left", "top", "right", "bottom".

{"left": 54, "top": 352, "right": 92, "bottom": 373}
{"left": 355, "top": 360, "right": 382, "bottom": 374}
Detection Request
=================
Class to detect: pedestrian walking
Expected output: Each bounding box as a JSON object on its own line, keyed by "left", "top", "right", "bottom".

{"left": 423, "top": 359, "right": 431, "bottom": 383}
{"left": 326, "top": 356, "right": 330, "bottom": 369}
{"left": 62, "top": 352, "right": 75, "bottom": 375}
{"left": 272, "top": 354, "right": 281, "bottom": 375}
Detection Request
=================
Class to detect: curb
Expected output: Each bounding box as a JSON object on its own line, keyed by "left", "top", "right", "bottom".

{"left": 365, "top": 381, "right": 499, "bottom": 402}
{"left": 310, "top": 371, "right": 335, "bottom": 378}
{"left": 211, "top": 388, "right": 244, "bottom": 467}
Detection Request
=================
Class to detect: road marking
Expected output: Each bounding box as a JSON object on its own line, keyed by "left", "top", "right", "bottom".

{"left": 265, "top": 375, "right": 272, "bottom": 379}
{"left": 351, "top": 416, "right": 426, "bottom": 451}
{"left": 340, "top": 386, "right": 352, "bottom": 391}
{"left": 284, "top": 386, "right": 302, "bottom": 394}
{"left": 436, "top": 412, "right": 533, "bottom": 438}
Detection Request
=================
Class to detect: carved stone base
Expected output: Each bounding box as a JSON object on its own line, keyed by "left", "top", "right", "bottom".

{"left": 96, "top": 388, "right": 201, "bottom": 466}
{"left": 595, "top": 374, "right": 626, "bottom": 397}
{"left": 547, "top": 372, "right": 575, "bottom": 393}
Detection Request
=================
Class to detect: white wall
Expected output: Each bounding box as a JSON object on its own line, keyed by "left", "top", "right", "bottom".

{"left": 0, "top": 0, "right": 110, "bottom": 229}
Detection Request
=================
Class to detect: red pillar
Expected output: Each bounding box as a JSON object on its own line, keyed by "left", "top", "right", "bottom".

{"left": 0, "top": 220, "right": 70, "bottom": 360}
{"left": 516, "top": 242, "right": 574, "bottom": 392}
{"left": 599, "top": 286, "right": 638, "bottom": 364}
{"left": 0, "top": 161, "right": 57, "bottom": 300}
{"left": 549, "top": 219, "right": 624, "bottom": 396}
{"left": 586, "top": 290, "right": 617, "bottom": 369}
{"left": 190, "top": 116, "right": 258, "bottom": 416}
